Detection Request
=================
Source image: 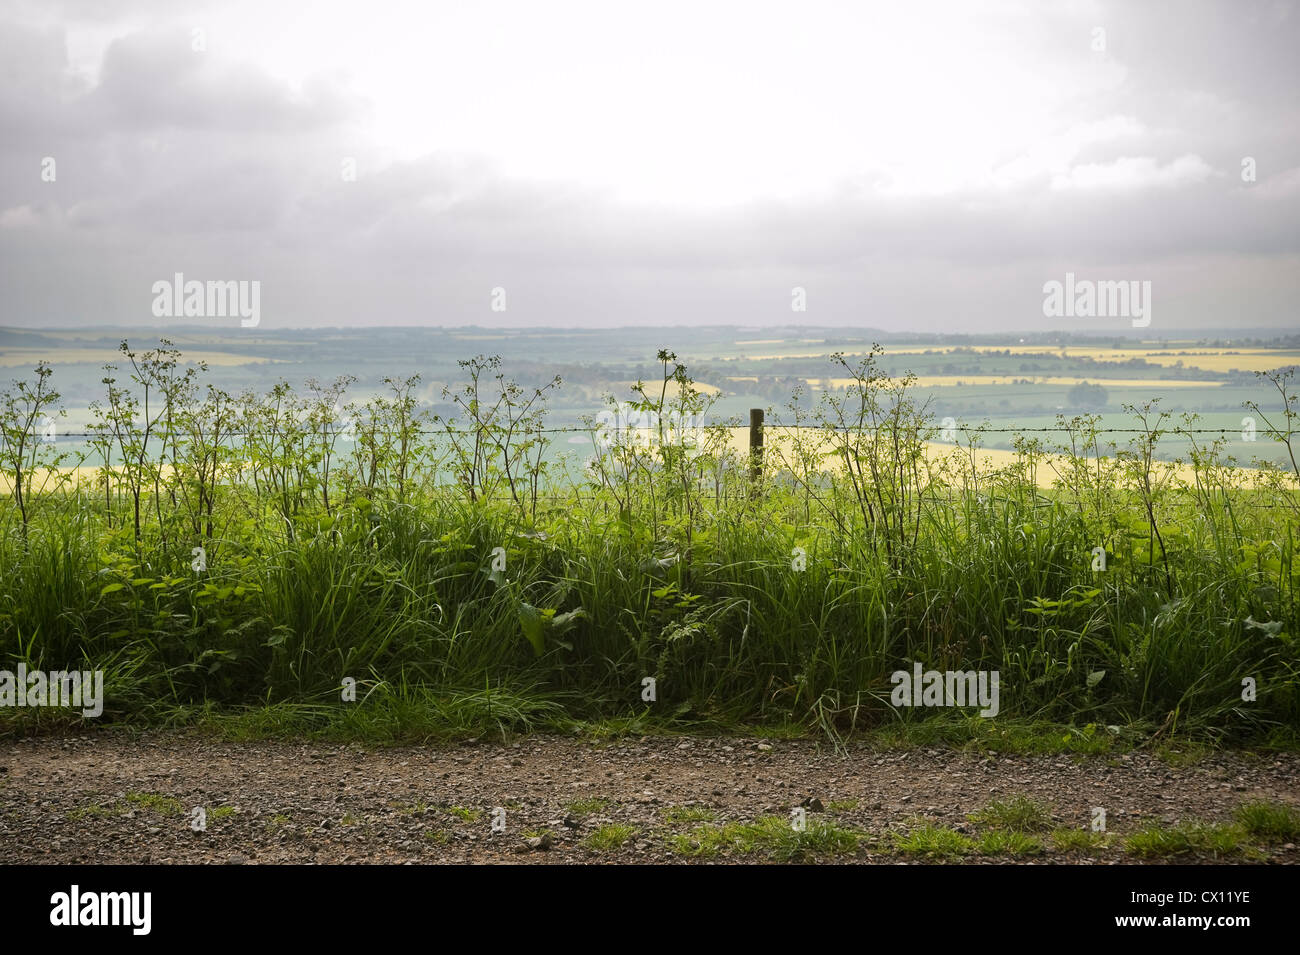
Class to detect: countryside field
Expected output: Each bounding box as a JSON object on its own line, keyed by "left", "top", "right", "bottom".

{"left": 2, "top": 333, "right": 1297, "bottom": 750}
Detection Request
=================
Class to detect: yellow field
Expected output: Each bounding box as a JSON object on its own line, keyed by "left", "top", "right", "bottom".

{"left": 888, "top": 345, "right": 1300, "bottom": 374}
{"left": 618, "top": 379, "right": 722, "bottom": 397}
{"left": 815, "top": 376, "right": 1222, "bottom": 389}
{"left": 13, "top": 331, "right": 302, "bottom": 345}
{"left": 0, "top": 466, "right": 108, "bottom": 495}
{"left": 1, "top": 437, "right": 1212, "bottom": 495}
{"left": 0, "top": 348, "right": 287, "bottom": 368}
{"left": 696, "top": 342, "right": 1299, "bottom": 375}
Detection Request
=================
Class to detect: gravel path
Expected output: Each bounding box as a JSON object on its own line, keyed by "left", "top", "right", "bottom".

{"left": 2, "top": 732, "right": 1296, "bottom": 864}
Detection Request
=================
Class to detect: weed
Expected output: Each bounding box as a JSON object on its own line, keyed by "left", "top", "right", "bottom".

{"left": 585, "top": 824, "right": 639, "bottom": 850}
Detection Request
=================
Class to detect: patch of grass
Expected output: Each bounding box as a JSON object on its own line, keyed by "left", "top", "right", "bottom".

{"left": 977, "top": 829, "right": 1044, "bottom": 856}
{"left": 1051, "top": 828, "right": 1110, "bottom": 852}
{"left": 126, "top": 792, "right": 183, "bottom": 816}
{"left": 891, "top": 823, "right": 976, "bottom": 859}
{"left": 585, "top": 823, "right": 639, "bottom": 850}
{"left": 968, "top": 794, "right": 1053, "bottom": 833}
{"left": 68, "top": 801, "right": 129, "bottom": 821}
{"left": 866, "top": 719, "right": 1127, "bottom": 755}
{"left": 424, "top": 828, "right": 451, "bottom": 845}
{"left": 522, "top": 828, "right": 557, "bottom": 841}
{"left": 268, "top": 814, "right": 291, "bottom": 827}
{"left": 671, "top": 816, "right": 861, "bottom": 861}
{"left": 661, "top": 805, "right": 717, "bottom": 824}
{"left": 1124, "top": 822, "right": 1257, "bottom": 859}
{"left": 444, "top": 806, "right": 482, "bottom": 822}
{"left": 826, "top": 799, "right": 859, "bottom": 812}
{"left": 208, "top": 806, "right": 236, "bottom": 821}
{"left": 566, "top": 797, "right": 610, "bottom": 816}
{"left": 340, "top": 812, "right": 361, "bottom": 826}
{"left": 1234, "top": 800, "right": 1300, "bottom": 842}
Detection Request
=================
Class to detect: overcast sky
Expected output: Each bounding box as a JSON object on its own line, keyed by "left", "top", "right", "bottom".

{"left": 1, "top": 0, "right": 1297, "bottom": 332}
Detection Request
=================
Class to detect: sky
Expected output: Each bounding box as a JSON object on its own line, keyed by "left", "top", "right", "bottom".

{"left": 1, "top": 0, "right": 1297, "bottom": 332}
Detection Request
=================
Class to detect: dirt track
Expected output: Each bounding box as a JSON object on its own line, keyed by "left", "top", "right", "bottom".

{"left": 1, "top": 732, "right": 1296, "bottom": 864}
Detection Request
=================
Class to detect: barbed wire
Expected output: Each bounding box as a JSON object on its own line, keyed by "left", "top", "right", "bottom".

{"left": 36, "top": 424, "right": 1295, "bottom": 439}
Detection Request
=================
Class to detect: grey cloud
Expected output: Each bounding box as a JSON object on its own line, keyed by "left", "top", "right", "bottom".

{"left": 0, "top": 1, "right": 1296, "bottom": 331}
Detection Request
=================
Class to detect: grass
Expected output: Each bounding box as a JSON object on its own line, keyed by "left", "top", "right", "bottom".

{"left": 1123, "top": 822, "right": 1259, "bottom": 859}
{"left": 585, "top": 823, "right": 639, "bottom": 850}
{"left": 566, "top": 797, "right": 611, "bottom": 817}
{"left": 826, "top": 799, "right": 859, "bottom": 812}
{"left": 126, "top": 792, "right": 183, "bottom": 816}
{"left": 968, "top": 795, "right": 1054, "bottom": 833}
{"left": 1051, "top": 828, "right": 1111, "bottom": 852}
{"left": 444, "top": 806, "right": 481, "bottom": 822}
{"left": 71, "top": 791, "right": 185, "bottom": 820}
{"left": 671, "top": 816, "right": 862, "bottom": 861}
{"left": 1234, "top": 800, "right": 1300, "bottom": 842}
{"left": 2, "top": 347, "right": 1298, "bottom": 746}
{"left": 661, "top": 805, "right": 717, "bottom": 824}
{"left": 890, "top": 824, "right": 976, "bottom": 859}
{"left": 976, "top": 830, "right": 1045, "bottom": 856}
{"left": 68, "top": 801, "right": 130, "bottom": 821}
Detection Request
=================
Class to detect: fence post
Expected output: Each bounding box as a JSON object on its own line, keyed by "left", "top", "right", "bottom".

{"left": 749, "top": 408, "right": 764, "bottom": 489}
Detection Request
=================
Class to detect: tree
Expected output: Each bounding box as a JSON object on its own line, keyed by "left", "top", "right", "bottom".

{"left": 1067, "top": 381, "right": 1108, "bottom": 412}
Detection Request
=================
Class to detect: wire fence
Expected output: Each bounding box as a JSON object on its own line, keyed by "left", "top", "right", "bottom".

{"left": 39, "top": 424, "right": 1295, "bottom": 438}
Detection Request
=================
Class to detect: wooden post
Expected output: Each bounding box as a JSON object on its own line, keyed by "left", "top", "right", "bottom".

{"left": 749, "top": 408, "right": 764, "bottom": 487}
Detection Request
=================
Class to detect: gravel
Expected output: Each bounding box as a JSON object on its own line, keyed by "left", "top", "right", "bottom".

{"left": 1, "top": 731, "right": 1295, "bottom": 864}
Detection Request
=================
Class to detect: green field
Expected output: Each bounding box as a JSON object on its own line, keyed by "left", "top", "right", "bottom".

{"left": 2, "top": 336, "right": 1297, "bottom": 745}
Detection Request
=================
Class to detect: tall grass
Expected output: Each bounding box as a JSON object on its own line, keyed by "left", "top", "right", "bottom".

{"left": 1, "top": 347, "right": 1297, "bottom": 741}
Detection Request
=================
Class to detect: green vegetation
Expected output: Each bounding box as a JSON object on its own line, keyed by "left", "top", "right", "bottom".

{"left": 890, "top": 823, "right": 975, "bottom": 859}
{"left": 585, "top": 823, "right": 639, "bottom": 850}
{"left": 2, "top": 344, "right": 1298, "bottom": 746}
{"left": 976, "top": 829, "right": 1044, "bottom": 856}
{"left": 68, "top": 801, "right": 130, "bottom": 821}
{"left": 1050, "top": 828, "right": 1111, "bottom": 852}
{"left": 1123, "top": 821, "right": 1256, "bottom": 859}
{"left": 671, "top": 816, "right": 862, "bottom": 861}
{"left": 968, "top": 795, "right": 1054, "bottom": 832}
{"left": 1234, "top": 799, "right": 1300, "bottom": 842}
{"left": 566, "top": 797, "right": 611, "bottom": 817}
{"left": 444, "top": 806, "right": 481, "bottom": 822}
{"left": 660, "top": 805, "right": 717, "bottom": 824}
{"left": 126, "top": 792, "right": 183, "bottom": 816}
